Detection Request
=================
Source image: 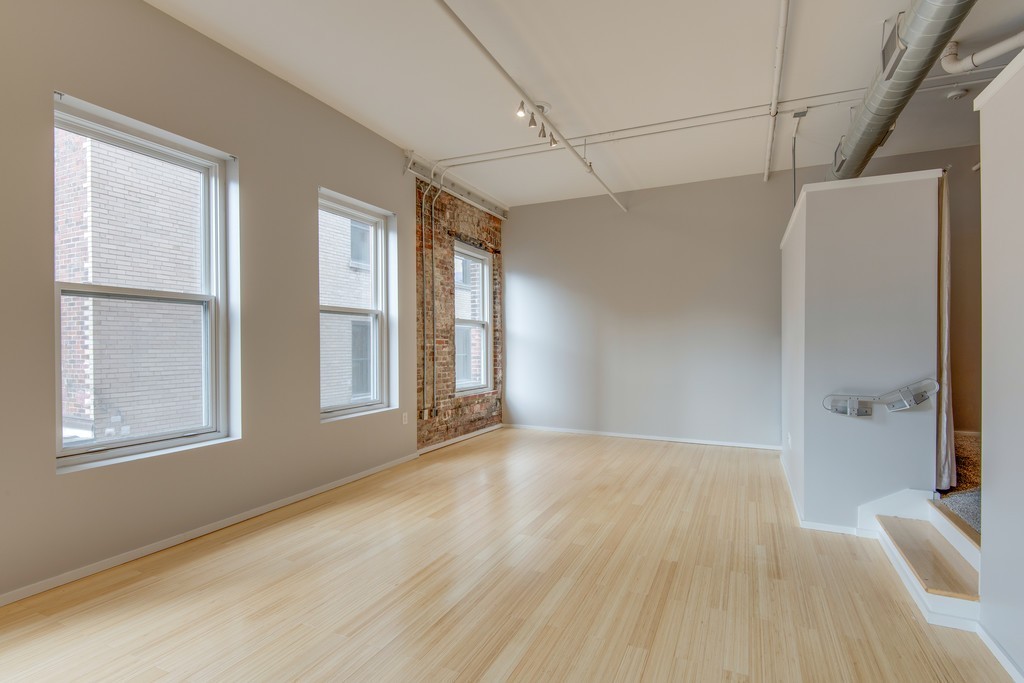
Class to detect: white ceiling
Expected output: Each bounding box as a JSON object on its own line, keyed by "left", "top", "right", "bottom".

{"left": 144, "top": 0, "right": 1024, "bottom": 207}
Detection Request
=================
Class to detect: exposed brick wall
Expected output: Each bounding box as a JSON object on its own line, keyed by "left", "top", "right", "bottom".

{"left": 416, "top": 180, "right": 503, "bottom": 448}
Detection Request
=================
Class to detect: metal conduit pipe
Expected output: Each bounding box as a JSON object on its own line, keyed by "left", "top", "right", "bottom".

{"left": 429, "top": 168, "right": 450, "bottom": 415}
{"left": 941, "top": 32, "right": 1024, "bottom": 74}
{"left": 419, "top": 162, "right": 442, "bottom": 418}
{"left": 827, "top": 0, "right": 978, "bottom": 181}
{"left": 438, "top": 65, "right": 1004, "bottom": 168}
{"left": 433, "top": 0, "right": 627, "bottom": 212}
{"left": 419, "top": 177, "right": 432, "bottom": 414}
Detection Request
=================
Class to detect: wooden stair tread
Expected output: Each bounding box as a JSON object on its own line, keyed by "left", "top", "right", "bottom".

{"left": 877, "top": 515, "right": 979, "bottom": 601}
{"left": 927, "top": 499, "right": 981, "bottom": 549}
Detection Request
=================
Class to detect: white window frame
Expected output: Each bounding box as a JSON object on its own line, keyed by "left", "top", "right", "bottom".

{"left": 53, "top": 96, "right": 231, "bottom": 466}
{"left": 453, "top": 242, "right": 493, "bottom": 395}
{"left": 318, "top": 188, "right": 389, "bottom": 418}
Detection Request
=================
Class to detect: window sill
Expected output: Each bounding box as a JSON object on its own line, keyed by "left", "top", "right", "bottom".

{"left": 320, "top": 404, "right": 395, "bottom": 424}
{"left": 454, "top": 387, "right": 497, "bottom": 399}
{"left": 57, "top": 433, "right": 239, "bottom": 475}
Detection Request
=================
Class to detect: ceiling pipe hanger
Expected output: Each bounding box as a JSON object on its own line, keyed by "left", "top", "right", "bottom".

{"left": 432, "top": 0, "right": 627, "bottom": 213}
{"left": 941, "top": 31, "right": 1024, "bottom": 74}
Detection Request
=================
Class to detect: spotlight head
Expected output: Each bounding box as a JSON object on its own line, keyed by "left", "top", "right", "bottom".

{"left": 538, "top": 122, "right": 546, "bottom": 138}
{"left": 516, "top": 101, "right": 526, "bottom": 118}
{"left": 549, "top": 135, "right": 558, "bottom": 147}
{"left": 528, "top": 112, "right": 537, "bottom": 128}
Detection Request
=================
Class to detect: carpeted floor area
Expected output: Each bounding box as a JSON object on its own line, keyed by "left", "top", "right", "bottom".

{"left": 939, "top": 489, "right": 981, "bottom": 534}
{"left": 947, "top": 431, "right": 981, "bottom": 493}
{"left": 938, "top": 431, "right": 981, "bottom": 534}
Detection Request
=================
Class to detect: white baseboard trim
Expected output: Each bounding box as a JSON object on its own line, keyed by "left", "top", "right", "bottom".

{"left": 778, "top": 456, "right": 860, "bottom": 536}
{"left": 977, "top": 623, "right": 1024, "bottom": 683}
{"left": 798, "top": 519, "right": 859, "bottom": 536}
{"left": 417, "top": 424, "right": 503, "bottom": 455}
{"left": 875, "top": 519, "right": 980, "bottom": 632}
{"left": 0, "top": 451, "right": 420, "bottom": 609}
{"left": 778, "top": 453, "right": 805, "bottom": 520}
{"left": 505, "top": 424, "right": 781, "bottom": 451}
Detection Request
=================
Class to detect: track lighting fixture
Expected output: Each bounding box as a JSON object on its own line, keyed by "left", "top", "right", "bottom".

{"left": 514, "top": 100, "right": 560, "bottom": 148}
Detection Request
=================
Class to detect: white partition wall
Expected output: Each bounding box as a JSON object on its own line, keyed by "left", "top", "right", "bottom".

{"left": 974, "top": 52, "right": 1024, "bottom": 679}
{"left": 780, "top": 171, "right": 941, "bottom": 529}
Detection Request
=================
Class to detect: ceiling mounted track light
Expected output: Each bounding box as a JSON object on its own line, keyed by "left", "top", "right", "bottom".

{"left": 549, "top": 135, "right": 558, "bottom": 147}
{"left": 538, "top": 122, "right": 546, "bottom": 138}
{"left": 516, "top": 101, "right": 526, "bottom": 118}
{"left": 528, "top": 112, "right": 537, "bottom": 128}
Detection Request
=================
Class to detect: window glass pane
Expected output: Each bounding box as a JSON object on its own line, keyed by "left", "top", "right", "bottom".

{"left": 455, "top": 323, "right": 485, "bottom": 390}
{"left": 454, "top": 256, "right": 465, "bottom": 285}
{"left": 352, "top": 319, "right": 371, "bottom": 398}
{"left": 54, "top": 127, "right": 204, "bottom": 294}
{"left": 60, "top": 294, "right": 209, "bottom": 448}
{"left": 350, "top": 222, "right": 371, "bottom": 267}
{"left": 454, "top": 252, "right": 484, "bottom": 321}
{"left": 319, "top": 208, "right": 373, "bottom": 309}
{"left": 320, "top": 312, "right": 377, "bottom": 409}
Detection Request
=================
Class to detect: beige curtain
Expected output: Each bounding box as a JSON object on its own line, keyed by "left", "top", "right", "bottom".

{"left": 937, "top": 174, "right": 956, "bottom": 490}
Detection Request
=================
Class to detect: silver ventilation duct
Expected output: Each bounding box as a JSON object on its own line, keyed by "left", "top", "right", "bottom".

{"left": 827, "top": 0, "right": 978, "bottom": 180}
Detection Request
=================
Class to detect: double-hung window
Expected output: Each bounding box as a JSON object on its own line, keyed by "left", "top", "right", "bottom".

{"left": 454, "top": 242, "right": 492, "bottom": 393}
{"left": 54, "top": 98, "right": 229, "bottom": 463}
{"left": 319, "top": 190, "right": 388, "bottom": 416}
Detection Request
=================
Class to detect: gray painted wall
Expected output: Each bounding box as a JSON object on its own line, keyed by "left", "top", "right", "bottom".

{"left": 977, "top": 57, "right": 1024, "bottom": 675}
{"left": 0, "top": 0, "right": 416, "bottom": 597}
{"left": 504, "top": 172, "right": 797, "bottom": 447}
{"left": 797, "top": 174, "right": 939, "bottom": 528}
{"left": 504, "top": 148, "right": 980, "bottom": 448}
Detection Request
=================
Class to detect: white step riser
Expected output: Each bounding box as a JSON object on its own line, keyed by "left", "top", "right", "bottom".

{"left": 856, "top": 489, "right": 979, "bottom": 570}
{"left": 928, "top": 504, "right": 981, "bottom": 572}
{"left": 876, "top": 523, "right": 979, "bottom": 631}
{"left": 857, "top": 489, "right": 934, "bottom": 533}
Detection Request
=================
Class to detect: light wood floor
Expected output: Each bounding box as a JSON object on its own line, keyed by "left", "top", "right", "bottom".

{"left": 0, "top": 429, "right": 1008, "bottom": 682}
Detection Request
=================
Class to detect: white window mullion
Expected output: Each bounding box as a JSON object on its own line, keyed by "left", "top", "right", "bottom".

{"left": 320, "top": 304, "right": 378, "bottom": 317}
{"left": 58, "top": 282, "right": 215, "bottom": 305}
